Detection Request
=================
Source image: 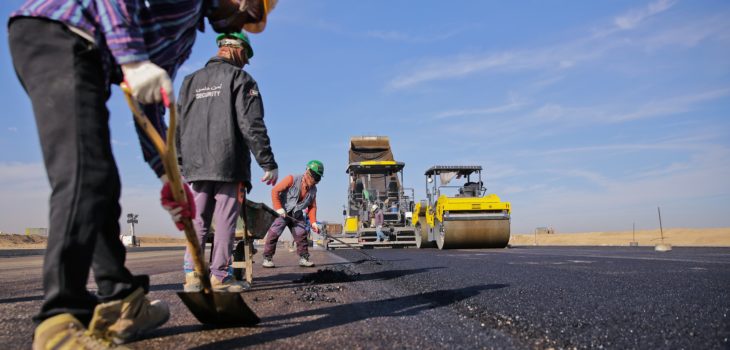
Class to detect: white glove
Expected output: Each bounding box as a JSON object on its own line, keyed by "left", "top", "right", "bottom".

{"left": 311, "top": 222, "right": 320, "bottom": 233}
{"left": 276, "top": 208, "right": 286, "bottom": 217}
{"left": 122, "top": 60, "right": 173, "bottom": 105}
{"left": 261, "top": 168, "right": 278, "bottom": 186}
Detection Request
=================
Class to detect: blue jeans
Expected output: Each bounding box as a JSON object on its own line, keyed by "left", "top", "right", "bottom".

{"left": 375, "top": 226, "right": 387, "bottom": 241}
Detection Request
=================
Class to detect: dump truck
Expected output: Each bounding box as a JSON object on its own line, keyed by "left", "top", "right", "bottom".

{"left": 413, "top": 165, "right": 511, "bottom": 249}
{"left": 331, "top": 136, "right": 416, "bottom": 249}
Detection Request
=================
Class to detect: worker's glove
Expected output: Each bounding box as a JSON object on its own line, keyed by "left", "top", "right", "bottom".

{"left": 160, "top": 181, "right": 196, "bottom": 230}
{"left": 311, "top": 222, "right": 320, "bottom": 233}
{"left": 261, "top": 168, "right": 278, "bottom": 186}
{"left": 275, "top": 208, "right": 286, "bottom": 217}
{"left": 122, "top": 60, "right": 173, "bottom": 105}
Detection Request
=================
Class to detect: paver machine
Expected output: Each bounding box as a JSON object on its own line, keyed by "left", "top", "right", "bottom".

{"left": 336, "top": 136, "right": 416, "bottom": 248}
{"left": 413, "top": 165, "right": 511, "bottom": 249}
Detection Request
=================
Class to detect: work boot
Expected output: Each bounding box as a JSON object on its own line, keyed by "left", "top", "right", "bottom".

{"left": 32, "top": 313, "right": 128, "bottom": 350}
{"left": 262, "top": 258, "right": 275, "bottom": 268}
{"left": 298, "top": 256, "right": 315, "bottom": 267}
{"left": 104, "top": 287, "right": 169, "bottom": 344}
{"left": 210, "top": 275, "right": 251, "bottom": 292}
{"left": 183, "top": 271, "right": 203, "bottom": 292}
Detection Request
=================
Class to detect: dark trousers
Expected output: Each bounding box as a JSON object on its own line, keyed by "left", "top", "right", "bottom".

{"left": 8, "top": 18, "right": 144, "bottom": 324}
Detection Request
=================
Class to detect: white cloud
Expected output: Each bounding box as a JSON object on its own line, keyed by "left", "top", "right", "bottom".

{"left": 531, "top": 75, "right": 564, "bottom": 88}
{"left": 364, "top": 26, "right": 469, "bottom": 43}
{"left": 608, "top": 88, "right": 730, "bottom": 122}
{"left": 388, "top": 52, "right": 516, "bottom": 90}
{"left": 366, "top": 30, "right": 411, "bottom": 41}
{"left": 614, "top": 0, "right": 676, "bottom": 30}
{"left": 385, "top": 1, "right": 711, "bottom": 91}
{"left": 516, "top": 132, "right": 720, "bottom": 158}
{"left": 630, "top": 162, "right": 690, "bottom": 179}
{"left": 385, "top": 30, "right": 616, "bottom": 90}
{"left": 545, "top": 168, "right": 615, "bottom": 188}
{"left": 507, "top": 143, "right": 730, "bottom": 232}
{"left": 642, "top": 13, "right": 730, "bottom": 48}
{"left": 516, "top": 88, "right": 730, "bottom": 127}
{"left": 434, "top": 100, "right": 525, "bottom": 120}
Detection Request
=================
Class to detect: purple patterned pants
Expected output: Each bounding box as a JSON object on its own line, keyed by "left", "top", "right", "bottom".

{"left": 263, "top": 216, "right": 309, "bottom": 259}
{"left": 183, "top": 181, "right": 240, "bottom": 281}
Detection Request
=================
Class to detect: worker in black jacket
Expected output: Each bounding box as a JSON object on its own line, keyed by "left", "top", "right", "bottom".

{"left": 176, "top": 31, "right": 278, "bottom": 292}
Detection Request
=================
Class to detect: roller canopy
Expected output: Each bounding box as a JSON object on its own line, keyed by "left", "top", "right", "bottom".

{"left": 425, "top": 165, "right": 482, "bottom": 176}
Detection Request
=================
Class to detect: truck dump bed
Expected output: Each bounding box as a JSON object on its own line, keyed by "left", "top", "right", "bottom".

{"left": 349, "top": 136, "right": 394, "bottom": 163}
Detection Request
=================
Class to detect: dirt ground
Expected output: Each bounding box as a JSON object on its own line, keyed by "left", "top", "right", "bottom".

{"left": 509, "top": 227, "right": 730, "bottom": 247}
{"left": 1, "top": 227, "right": 728, "bottom": 248}
{"left": 0, "top": 234, "right": 186, "bottom": 249}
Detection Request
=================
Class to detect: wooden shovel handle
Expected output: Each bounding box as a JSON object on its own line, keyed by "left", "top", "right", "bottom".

{"left": 121, "top": 84, "right": 213, "bottom": 293}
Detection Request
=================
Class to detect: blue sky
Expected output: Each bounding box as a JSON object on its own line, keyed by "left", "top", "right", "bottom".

{"left": 0, "top": 0, "right": 728, "bottom": 236}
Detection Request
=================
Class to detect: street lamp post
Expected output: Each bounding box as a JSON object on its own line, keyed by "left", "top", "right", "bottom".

{"left": 126, "top": 213, "right": 139, "bottom": 247}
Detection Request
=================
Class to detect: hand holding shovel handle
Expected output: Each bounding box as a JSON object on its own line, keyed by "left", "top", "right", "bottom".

{"left": 120, "top": 84, "right": 213, "bottom": 294}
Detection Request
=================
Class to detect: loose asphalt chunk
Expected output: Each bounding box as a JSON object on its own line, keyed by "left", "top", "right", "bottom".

{"left": 288, "top": 266, "right": 361, "bottom": 304}
{"left": 292, "top": 266, "right": 360, "bottom": 284}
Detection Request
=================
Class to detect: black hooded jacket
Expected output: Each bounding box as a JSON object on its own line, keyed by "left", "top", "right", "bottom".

{"left": 176, "top": 56, "right": 277, "bottom": 188}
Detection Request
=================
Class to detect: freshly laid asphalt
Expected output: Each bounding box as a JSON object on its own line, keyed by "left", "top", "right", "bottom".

{"left": 0, "top": 245, "right": 727, "bottom": 349}
{"left": 332, "top": 246, "right": 730, "bottom": 349}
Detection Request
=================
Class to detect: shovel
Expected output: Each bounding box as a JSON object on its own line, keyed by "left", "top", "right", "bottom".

{"left": 323, "top": 231, "right": 382, "bottom": 265}
{"left": 121, "top": 84, "right": 259, "bottom": 326}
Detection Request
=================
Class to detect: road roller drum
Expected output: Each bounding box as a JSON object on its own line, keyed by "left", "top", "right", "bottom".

{"left": 436, "top": 218, "right": 510, "bottom": 249}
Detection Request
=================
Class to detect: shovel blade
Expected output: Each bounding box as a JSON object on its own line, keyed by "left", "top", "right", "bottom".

{"left": 177, "top": 291, "right": 260, "bottom": 326}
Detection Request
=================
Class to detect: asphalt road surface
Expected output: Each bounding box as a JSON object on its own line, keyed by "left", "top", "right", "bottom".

{"left": 0, "top": 246, "right": 728, "bottom": 349}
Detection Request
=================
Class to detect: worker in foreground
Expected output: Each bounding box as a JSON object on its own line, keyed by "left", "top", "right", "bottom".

{"left": 177, "top": 31, "right": 278, "bottom": 293}
{"left": 263, "top": 161, "right": 324, "bottom": 268}
{"left": 7, "top": 0, "right": 277, "bottom": 349}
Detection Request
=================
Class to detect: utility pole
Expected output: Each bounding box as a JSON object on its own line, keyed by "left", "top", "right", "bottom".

{"left": 654, "top": 206, "right": 671, "bottom": 252}
{"left": 630, "top": 221, "right": 638, "bottom": 247}
{"left": 657, "top": 207, "right": 664, "bottom": 243}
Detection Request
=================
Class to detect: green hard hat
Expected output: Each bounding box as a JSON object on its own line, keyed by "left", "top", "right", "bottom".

{"left": 306, "top": 160, "right": 324, "bottom": 177}
{"left": 216, "top": 32, "right": 254, "bottom": 59}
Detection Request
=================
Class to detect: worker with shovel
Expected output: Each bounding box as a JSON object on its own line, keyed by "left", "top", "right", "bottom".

{"left": 263, "top": 161, "right": 324, "bottom": 268}
{"left": 177, "top": 31, "right": 278, "bottom": 293}
{"left": 8, "top": 0, "right": 277, "bottom": 348}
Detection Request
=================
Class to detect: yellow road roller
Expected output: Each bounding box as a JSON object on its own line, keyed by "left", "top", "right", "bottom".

{"left": 413, "top": 165, "right": 511, "bottom": 249}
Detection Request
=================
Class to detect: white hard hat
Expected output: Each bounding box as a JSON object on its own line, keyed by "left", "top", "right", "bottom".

{"left": 372, "top": 204, "right": 378, "bottom": 211}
